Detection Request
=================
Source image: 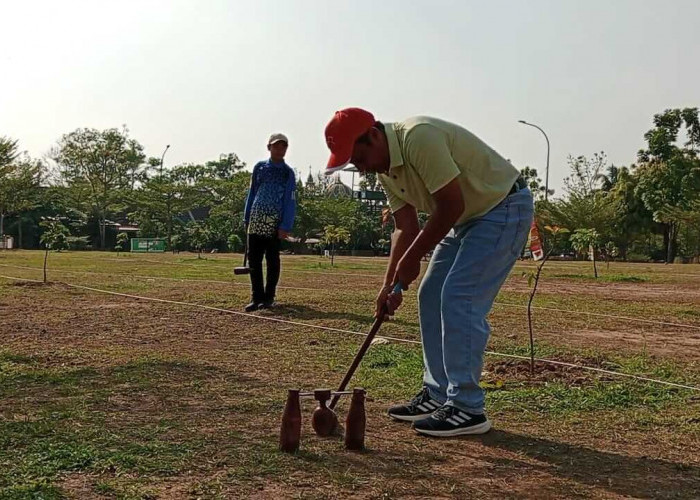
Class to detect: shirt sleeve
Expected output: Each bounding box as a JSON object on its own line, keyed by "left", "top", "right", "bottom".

{"left": 279, "top": 167, "right": 296, "bottom": 232}
{"left": 404, "top": 124, "right": 461, "bottom": 194}
{"left": 378, "top": 174, "right": 407, "bottom": 213}
{"left": 243, "top": 163, "right": 260, "bottom": 224}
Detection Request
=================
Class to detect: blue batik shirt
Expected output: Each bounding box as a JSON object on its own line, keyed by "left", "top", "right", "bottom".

{"left": 244, "top": 159, "right": 296, "bottom": 237}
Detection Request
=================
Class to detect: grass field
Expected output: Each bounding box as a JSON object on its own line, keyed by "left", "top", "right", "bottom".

{"left": 1, "top": 250, "right": 699, "bottom": 499}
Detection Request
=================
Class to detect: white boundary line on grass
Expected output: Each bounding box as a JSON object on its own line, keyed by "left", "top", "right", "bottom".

{"left": 2, "top": 273, "right": 698, "bottom": 393}
{"left": 2, "top": 262, "right": 699, "bottom": 331}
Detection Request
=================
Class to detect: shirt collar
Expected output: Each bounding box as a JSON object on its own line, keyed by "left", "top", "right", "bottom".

{"left": 385, "top": 123, "right": 404, "bottom": 170}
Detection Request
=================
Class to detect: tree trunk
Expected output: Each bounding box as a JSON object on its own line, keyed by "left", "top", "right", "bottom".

{"left": 100, "top": 217, "right": 106, "bottom": 250}
{"left": 593, "top": 250, "right": 598, "bottom": 278}
{"left": 667, "top": 223, "right": 678, "bottom": 263}
{"left": 663, "top": 224, "right": 670, "bottom": 263}
{"left": 43, "top": 249, "right": 48, "bottom": 283}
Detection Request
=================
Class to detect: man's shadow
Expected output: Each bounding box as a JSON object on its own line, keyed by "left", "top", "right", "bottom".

{"left": 465, "top": 429, "right": 700, "bottom": 498}
{"left": 269, "top": 303, "right": 417, "bottom": 329}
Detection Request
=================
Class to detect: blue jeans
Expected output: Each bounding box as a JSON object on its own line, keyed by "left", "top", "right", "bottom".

{"left": 417, "top": 188, "right": 533, "bottom": 414}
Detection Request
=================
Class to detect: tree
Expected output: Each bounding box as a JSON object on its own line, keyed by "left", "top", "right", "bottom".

{"left": 115, "top": 232, "right": 129, "bottom": 255}
{"left": 540, "top": 153, "right": 615, "bottom": 245}
{"left": 170, "top": 233, "right": 184, "bottom": 254}
{"left": 321, "top": 225, "right": 351, "bottom": 266}
{"left": 39, "top": 219, "right": 70, "bottom": 282}
{"left": 570, "top": 228, "right": 601, "bottom": 278}
{"left": 167, "top": 155, "right": 249, "bottom": 250}
{"left": 598, "top": 165, "right": 624, "bottom": 192}
{"left": 520, "top": 166, "right": 554, "bottom": 200}
{"left": 0, "top": 152, "right": 42, "bottom": 244}
{"left": 635, "top": 108, "right": 700, "bottom": 262}
{"left": 186, "top": 222, "right": 210, "bottom": 259}
{"left": 228, "top": 234, "right": 243, "bottom": 253}
{"left": 0, "top": 136, "right": 19, "bottom": 170}
{"left": 564, "top": 152, "right": 609, "bottom": 197}
{"left": 605, "top": 166, "right": 655, "bottom": 260}
{"left": 358, "top": 171, "right": 379, "bottom": 192}
{"left": 131, "top": 171, "right": 192, "bottom": 248}
{"left": 657, "top": 200, "right": 700, "bottom": 260}
{"left": 53, "top": 127, "right": 145, "bottom": 249}
{"left": 602, "top": 241, "right": 619, "bottom": 269}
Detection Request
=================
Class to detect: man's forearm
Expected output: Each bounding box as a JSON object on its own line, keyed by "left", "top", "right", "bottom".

{"left": 383, "top": 228, "right": 418, "bottom": 287}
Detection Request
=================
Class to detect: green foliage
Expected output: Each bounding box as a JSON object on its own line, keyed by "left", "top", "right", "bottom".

{"left": 227, "top": 233, "right": 243, "bottom": 252}
{"left": 39, "top": 220, "right": 70, "bottom": 252}
{"left": 521, "top": 166, "right": 554, "bottom": 200}
{"left": 67, "top": 236, "right": 91, "bottom": 251}
{"left": 570, "top": 228, "right": 600, "bottom": 256}
{"left": 321, "top": 225, "right": 351, "bottom": 247}
{"left": 540, "top": 153, "right": 615, "bottom": 245}
{"left": 185, "top": 223, "right": 211, "bottom": 258}
{"left": 53, "top": 126, "right": 146, "bottom": 249}
{"left": 635, "top": 107, "right": 700, "bottom": 261}
{"left": 0, "top": 136, "right": 20, "bottom": 169}
{"left": 3, "top": 108, "right": 700, "bottom": 263}
{"left": 115, "top": 232, "right": 129, "bottom": 253}
{"left": 0, "top": 148, "right": 42, "bottom": 238}
{"left": 321, "top": 224, "right": 351, "bottom": 265}
{"left": 570, "top": 228, "right": 601, "bottom": 277}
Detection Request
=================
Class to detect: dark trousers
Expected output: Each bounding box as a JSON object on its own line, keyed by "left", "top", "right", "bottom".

{"left": 248, "top": 234, "right": 281, "bottom": 303}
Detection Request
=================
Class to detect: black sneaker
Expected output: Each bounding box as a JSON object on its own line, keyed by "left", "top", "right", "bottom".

{"left": 244, "top": 302, "right": 261, "bottom": 312}
{"left": 388, "top": 388, "right": 442, "bottom": 422}
{"left": 259, "top": 300, "right": 276, "bottom": 309}
{"left": 412, "top": 405, "right": 491, "bottom": 437}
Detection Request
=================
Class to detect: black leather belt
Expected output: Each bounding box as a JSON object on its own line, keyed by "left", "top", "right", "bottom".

{"left": 508, "top": 176, "right": 527, "bottom": 195}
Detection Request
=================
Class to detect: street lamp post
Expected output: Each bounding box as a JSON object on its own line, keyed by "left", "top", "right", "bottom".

{"left": 160, "top": 144, "right": 170, "bottom": 177}
{"left": 518, "top": 120, "right": 550, "bottom": 201}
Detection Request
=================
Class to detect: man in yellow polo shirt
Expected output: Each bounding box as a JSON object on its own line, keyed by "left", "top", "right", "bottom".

{"left": 324, "top": 108, "right": 533, "bottom": 437}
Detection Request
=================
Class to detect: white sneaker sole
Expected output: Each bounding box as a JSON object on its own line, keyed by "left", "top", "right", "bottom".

{"left": 413, "top": 419, "right": 492, "bottom": 437}
{"left": 388, "top": 412, "right": 433, "bottom": 422}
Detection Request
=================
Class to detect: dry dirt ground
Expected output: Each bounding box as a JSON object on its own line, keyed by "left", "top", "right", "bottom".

{"left": 1, "top": 251, "right": 699, "bottom": 499}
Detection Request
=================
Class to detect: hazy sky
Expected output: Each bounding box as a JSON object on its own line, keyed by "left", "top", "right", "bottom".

{"left": 2, "top": 0, "right": 698, "bottom": 195}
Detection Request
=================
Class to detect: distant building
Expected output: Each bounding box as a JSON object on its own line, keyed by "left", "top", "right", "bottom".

{"left": 325, "top": 174, "right": 352, "bottom": 199}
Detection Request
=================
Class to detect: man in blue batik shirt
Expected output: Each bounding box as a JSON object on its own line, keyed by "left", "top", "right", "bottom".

{"left": 243, "top": 133, "right": 296, "bottom": 312}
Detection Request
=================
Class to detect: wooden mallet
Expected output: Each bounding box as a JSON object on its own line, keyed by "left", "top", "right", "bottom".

{"left": 329, "top": 282, "right": 403, "bottom": 410}
{"left": 234, "top": 235, "right": 251, "bottom": 275}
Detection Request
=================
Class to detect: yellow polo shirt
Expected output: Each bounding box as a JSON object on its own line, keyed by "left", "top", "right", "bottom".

{"left": 378, "top": 116, "right": 520, "bottom": 224}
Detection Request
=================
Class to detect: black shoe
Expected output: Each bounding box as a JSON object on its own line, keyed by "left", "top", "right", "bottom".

{"left": 244, "top": 302, "right": 261, "bottom": 312}
{"left": 387, "top": 388, "right": 442, "bottom": 422}
{"left": 259, "top": 300, "right": 276, "bottom": 309}
{"left": 412, "top": 405, "right": 491, "bottom": 437}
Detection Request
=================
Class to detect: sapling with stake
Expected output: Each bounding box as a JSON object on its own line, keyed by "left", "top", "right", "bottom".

{"left": 115, "top": 232, "right": 129, "bottom": 256}
{"left": 39, "top": 219, "right": 70, "bottom": 283}
{"left": 522, "top": 225, "right": 569, "bottom": 375}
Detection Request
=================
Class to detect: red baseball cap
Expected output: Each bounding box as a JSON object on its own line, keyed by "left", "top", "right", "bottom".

{"left": 324, "top": 108, "right": 376, "bottom": 174}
